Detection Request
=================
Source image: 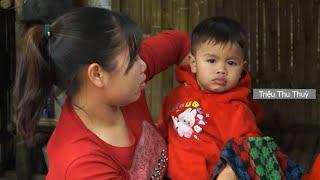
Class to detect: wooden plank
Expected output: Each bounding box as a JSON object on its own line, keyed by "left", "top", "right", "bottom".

{"left": 111, "top": 0, "right": 120, "bottom": 11}
{"left": 13, "top": 3, "right": 31, "bottom": 173}
{"left": 231, "top": 0, "right": 240, "bottom": 20}
{"left": 241, "top": 0, "right": 251, "bottom": 73}
{"left": 278, "top": 0, "right": 290, "bottom": 125}
{"left": 256, "top": 0, "right": 269, "bottom": 122}
{"left": 270, "top": 0, "right": 281, "bottom": 125}
{"left": 128, "top": 0, "right": 142, "bottom": 26}
{"left": 214, "top": 0, "right": 224, "bottom": 16}
{"left": 256, "top": 0, "right": 264, "bottom": 87}
{"left": 225, "top": 0, "right": 233, "bottom": 18}
{"left": 188, "top": 0, "right": 201, "bottom": 33}
{"left": 238, "top": 0, "right": 246, "bottom": 27}
{"left": 160, "top": 0, "right": 175, "bottom": 121}
{"left": 302, "top": 0, "right": 314, "bottom": 126}
{"left": 134, "top": 0, "right": 152, "bottom": 118}
{"left": 188, "top": 0, "right": 208, "bottom": 32}
{"left": 310, "top": 0, "right": 319, "bottom": 126}
{"left": 286, "top": 0, "right": 294, "bottom": 126}
{"left": 222, "top": 0, "right": 229, "bottom": 17}
{"left": 173, "top": 0, "right": 189, "bottom": 31}
{"left": 120, "top": 0, "right": 129, "bottom": 14}
{"left": 293, "top": 1, "right": 305, "bottom": 88}
{"left": 207, "top": 0, "right": 217, "bottom": 17}
{"left": 143, "top": 0, "right": 154, "bottom": 118}
{"left": 141, "top": 0, "right": 152, "bottom": 34}
{"left": 151, "top": 0, "right": 162, "bottom": 34}
{"left": 249, "top": 0, "right": 258, "bottom": 86}
{"left": 265, "top": 0, "right": 278, "bottom": 88}
{"left": 172, "top": 0, "right": 188, "bottom": 88}
{"left": 317, "top": 1, "right": 320, "bottom": 126}
{"left": 146, "top": 0, "right": 163, "bottom": 120}
{"left": 198, "top": 0, "right": 208, "bottom": 22}
{"left": 162, "top": 0, "right": 173, "bottom": 30}
{"left": 258, "top": 0, "right": 274, "bottom": 122}
{"left": 290, "top": 0, "right": 303, "bottom": 125}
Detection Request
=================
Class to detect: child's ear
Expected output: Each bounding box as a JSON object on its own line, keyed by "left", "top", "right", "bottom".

{"left": 189, "top": 54, "right": 197, "bottom": 73}
{"left": 87, "top": 63, "right": 107, "bottom": 88}
{"left": 179, "top": 52, "right": 191, "bottom": 65}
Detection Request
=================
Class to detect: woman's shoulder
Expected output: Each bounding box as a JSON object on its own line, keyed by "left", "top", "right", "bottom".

{"left": 46, "top": 138, "right": 123, "bottom": 179}
{"left": 65, "top": 152, "right": 123, "bottom": 179}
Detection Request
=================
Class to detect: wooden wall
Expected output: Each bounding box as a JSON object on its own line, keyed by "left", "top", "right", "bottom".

{"left": 112, "top": 0, "right": 320, "bottom": 131}
{"left": 0, "top": 1, "right": 16, "bottom": 173}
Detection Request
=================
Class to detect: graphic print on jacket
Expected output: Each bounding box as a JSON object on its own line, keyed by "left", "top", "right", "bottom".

{"left": 170, "top": 100, "right": 209, "bottom": 140}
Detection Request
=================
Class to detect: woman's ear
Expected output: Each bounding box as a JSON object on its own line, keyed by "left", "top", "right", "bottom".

{"left": 189, "top": 54, "right": 197, "bottom": 73}
{"left": 87, "top": 63, "right": 107, "bottom": 88}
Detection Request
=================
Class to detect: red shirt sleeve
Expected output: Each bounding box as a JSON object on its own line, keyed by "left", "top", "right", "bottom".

{"left": 139, "top": 30, "right": 190, "bottom": 81}
{"left": 65, "top": 154, "right": 126, "bottom": 180}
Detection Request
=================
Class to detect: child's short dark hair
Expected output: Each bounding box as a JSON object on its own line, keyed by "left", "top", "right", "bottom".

{"left": 191, "top": 16, "right": 247, "bottom": 55}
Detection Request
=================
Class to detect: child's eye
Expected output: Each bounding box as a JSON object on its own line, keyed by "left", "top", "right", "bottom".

{"left": 227, "top": 60, "right": 238, "bottom": 66}
{"left": 207, "top": 59, "right": 216, "bottom": 63}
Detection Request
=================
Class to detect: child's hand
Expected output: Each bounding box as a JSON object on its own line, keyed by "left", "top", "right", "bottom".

{"left": 216, "top": 164, "right": 237, "bottom": 180}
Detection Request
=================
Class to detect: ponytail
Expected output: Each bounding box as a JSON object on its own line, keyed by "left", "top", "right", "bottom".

{"left": 13, "top": 25, "right": 54, "bottom": 139}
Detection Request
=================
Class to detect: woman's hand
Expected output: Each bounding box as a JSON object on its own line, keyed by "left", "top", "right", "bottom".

{"left": 216, "top": 164, "right": 237, "bottom": 180}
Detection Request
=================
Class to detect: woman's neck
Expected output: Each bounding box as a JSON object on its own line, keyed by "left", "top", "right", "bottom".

{"left": 70, "top": 92, "right": 123, "bottom": 127}
{"left": 70, "top": 92, "right": 132, "bottom": 147}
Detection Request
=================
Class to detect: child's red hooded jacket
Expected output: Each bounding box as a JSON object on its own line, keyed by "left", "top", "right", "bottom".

{"left": 157, "top": 65, "right": 261, "bottom": 180}
{"left": 303, "top": 155, "right": 320, "bottom": 180}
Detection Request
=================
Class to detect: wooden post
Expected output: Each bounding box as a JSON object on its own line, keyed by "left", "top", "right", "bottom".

{"left": 13, "top": 0, "right": 32, "bottom": 179}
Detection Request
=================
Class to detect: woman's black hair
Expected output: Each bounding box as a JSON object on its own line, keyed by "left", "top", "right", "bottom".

{"left": 13, "top": 7, "right": 142, "bottom": 139}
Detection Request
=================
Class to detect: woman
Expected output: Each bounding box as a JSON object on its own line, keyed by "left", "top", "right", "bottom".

{"left": 13, "top": 7, "right": 189, "bottom": 179}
